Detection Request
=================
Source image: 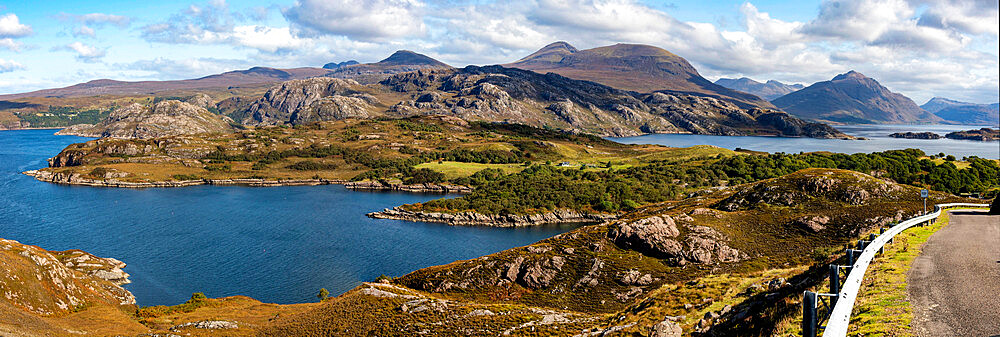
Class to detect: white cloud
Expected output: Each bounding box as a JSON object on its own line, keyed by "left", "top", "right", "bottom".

{"left": 73, "top": 25, "right": 96, "bottom": 37}
{"left": 0, "top": 38, "right": 22, "bottom": 51}
{"left": 0, "top": 13, "right": 32, "bottom": 38}
{"left": 120, "top": 57, "right": 252, "bottom": 79}
{"left": 0, "top": 59, "right": 25, "bottom": 73}
{"left": 283, "top": 0, "right": 426, "bottom": 40}
{"left": 58, "top": 42, "right": 107, "bottom": 62}
{"left": 231, "top": 25, "right": 309, "bottom": 53}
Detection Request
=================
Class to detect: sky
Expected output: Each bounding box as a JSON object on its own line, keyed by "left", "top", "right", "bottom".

{"left": 0, "top": 0, "right": 997, "bottom": 104}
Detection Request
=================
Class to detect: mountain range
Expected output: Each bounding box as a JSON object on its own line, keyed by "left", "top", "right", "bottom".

{"left": 920, "top": 97, "right": 999, "bottom": 125}
{"left": 506, "top": 42, "right": 775, "bottom": 109}
{"left": 714, "top": 77, "right": 804, "bottom": 101}
{"left": 771, "top": 71, "right": 942, "bottom": 124}
{"left": 1, "top": 42, "right": 988, "bottom": 131}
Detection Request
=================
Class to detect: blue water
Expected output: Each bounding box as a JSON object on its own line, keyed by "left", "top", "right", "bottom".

{"left": 0, "top": 129, "right": 579, "bottom": 306}
{"left": 612, "top": 124, "right": 999, "bottom": 159}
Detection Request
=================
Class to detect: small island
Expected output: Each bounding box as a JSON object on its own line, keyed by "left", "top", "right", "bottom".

{"left": 945, "top": 128, "right": 999, "bottom": 141}
{"left": 889, "top": 131, "right": 941, "bottom": 139}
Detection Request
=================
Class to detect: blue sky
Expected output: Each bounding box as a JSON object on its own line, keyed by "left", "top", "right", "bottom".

{"left": 1, "top": 0, "right": 997, "bottom": 104}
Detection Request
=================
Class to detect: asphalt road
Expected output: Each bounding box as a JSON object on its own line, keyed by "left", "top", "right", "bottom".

{"left": 908, "top": 210, "right": 1000, "bottom": 337}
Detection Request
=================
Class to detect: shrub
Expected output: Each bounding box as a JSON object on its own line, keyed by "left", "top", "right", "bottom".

{"left": 317, "top": 288, "right": 330, "bottom": 301}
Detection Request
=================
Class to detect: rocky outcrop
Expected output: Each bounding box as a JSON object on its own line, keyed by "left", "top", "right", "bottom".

{"left": 55, "top": 100, "right": 233, "bottom": 139}
{"left": 368, "top": 207, "right": 617, "bottom": 227}
{"left": 238, "top": 78, "right": 376, "bottom": 126}
{"left": 889, "top": 131, "right": 941, "bottom": 139}
{"left": 0, "top": 238, "right": 135, "bottom": 316}
{"left": 608, "top": 215, "right": 745, "bottom": 265}
{"left": 945, "top": 128, "right": 998, "bottom": 141}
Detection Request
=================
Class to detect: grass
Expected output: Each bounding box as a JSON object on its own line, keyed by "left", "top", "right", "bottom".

{"left": 414, "top": 161, "right": 525, "bottom": 179}
{"left": 847, "top": 207, "right": 979, "bottom": 336}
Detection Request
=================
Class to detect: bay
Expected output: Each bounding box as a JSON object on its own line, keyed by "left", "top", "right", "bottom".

{"left": 0, "top": 129, "right": 578, "bottom": 306}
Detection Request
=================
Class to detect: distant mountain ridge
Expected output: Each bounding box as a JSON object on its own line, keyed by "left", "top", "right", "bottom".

{"left": 920, "top": 97, "right": 999, "bottom": 125}
{"left": 0, "top": 51, "right": 452, "bottom": 99}
{"left": 0, "top": 67, "right": 334, "bottom": 99}
{"left": 323, "top": 60, "right": 359, "bottom": 70}
{"left": 323, "top": 50, "right": 452, "bottom": 84}
{"left": 772, "top": 70, "right": 942, "bottom": 124}
{"left": 714, "top": 77, "right": 804, "bottom": 101}
{"left": 506, "top": 42, "right": 775, "bottom": 109}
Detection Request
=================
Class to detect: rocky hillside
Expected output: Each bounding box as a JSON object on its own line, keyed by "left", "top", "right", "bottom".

{"left": 55, "top": 100, "right": 234, "bottom": 139}
{"left": 237, "top": 65, "right": 847, "bottom": 138}
{"left": 772, "top": 71, "right": 942, "bottom": 124}
{"left": 921, "top": 97, "right": 999, "bottom": 125}
{"left": 507, "top": 42, "right": 775, "bottom": 109}
{"left": 0, "top": 238, "right": 144, "bottom": 335}
{"left": 233, "top": 77, "right": 382, "bottom": 126}
{"left": 289, "top": 168, "right": 969, "bottom": 336}
{"left": 715, "top": 77, "right": 804, "bottom": 101}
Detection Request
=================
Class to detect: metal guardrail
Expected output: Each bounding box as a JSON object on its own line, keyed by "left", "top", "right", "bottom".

{"left": 804, "top": 202, "right": 990, "bottom": 337}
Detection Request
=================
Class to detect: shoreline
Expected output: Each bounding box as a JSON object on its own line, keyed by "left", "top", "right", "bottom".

{"left": 367, "top": 206, "right": 617, "bottom": 227}
{"left": 22, "top": 169, "right": 473, "bottom": 193}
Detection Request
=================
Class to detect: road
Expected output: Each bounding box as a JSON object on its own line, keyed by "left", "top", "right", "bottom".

{"left": 908, "top": 210, "right": 1000, "bottom": 337}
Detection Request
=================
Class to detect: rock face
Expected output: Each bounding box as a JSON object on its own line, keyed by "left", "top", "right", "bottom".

{"left": 0, "top": 238, "right": 135, "bottom": 316}
{"left": 55, "top": 100, "right": 233, "bottom": 139}
{"left": 368, "top": 206, "right": 616, "bottom": 227}
{"left": 236, "top": 77, "right": 377, "bottom": 126}
{"left": 507, "top": 42, "right": 775, "bottom": 109}
{"left": 945, "top": 128, "right": 999, "bottom": 141}
{"left": 921, "top": 97, "right": 999, "bottom": 125}
{"left": 377, "top": 65, "right": 851, "bottom": 138}
{"left": 773, "top": 71, "right": 942, "bottom": 124}
{"left": 715, "top": 77, "right": 804, "bottom": 101}
{"left": 889, "top": 131, "right": 941, "bottom": 139}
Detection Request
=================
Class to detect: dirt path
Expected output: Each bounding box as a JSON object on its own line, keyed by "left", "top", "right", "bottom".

{"left": 908, "top": 210, "right": 1000, "bottom": 336}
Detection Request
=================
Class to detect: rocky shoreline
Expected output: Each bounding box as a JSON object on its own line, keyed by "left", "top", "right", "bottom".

{"left": 367, "top": 206, "right": 617, "bottom": 227}
{"left": 23, "top": 169, "right": 472, "bottom": 193}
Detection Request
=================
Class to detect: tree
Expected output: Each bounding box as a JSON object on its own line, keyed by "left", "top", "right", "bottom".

{"left": 317, "top": 288, "right": 329, "bottom": 301}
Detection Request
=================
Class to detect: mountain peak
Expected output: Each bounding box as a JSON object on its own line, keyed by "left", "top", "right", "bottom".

{"left": 512, "top": 41, "right": 579, "bottom": 65}
{"left": 833, "top": 70, "right": 867, "bottom": 81}
{"left": 773, "top": 72, "right": 942, "bottom": 124}
{"left": 377, "top": 50, "right": 449, "bottom": 67}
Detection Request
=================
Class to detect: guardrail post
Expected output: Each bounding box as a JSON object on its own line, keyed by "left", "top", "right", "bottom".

{"left": 829, "top": 264, "right": 840, "bottom": 308}
{"left": 802, "top": 291, "right": 818, "bottom": 337}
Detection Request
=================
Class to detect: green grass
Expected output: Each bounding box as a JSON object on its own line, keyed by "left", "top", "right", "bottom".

{"left": 847, "top": 207, "right": 981, "bottom": 336}
{"left": 414, "top": 161, "right": 525, "bottom": 179}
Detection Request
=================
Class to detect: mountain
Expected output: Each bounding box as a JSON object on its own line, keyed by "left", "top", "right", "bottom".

{"left": 920, "top": 97, "right": 999, "bottom": 125}
{"left": 234, "top": 65, "right": 851, "bottom": 139}
{"left": 56, "top": 100, "right": 234, "bottom": 139}
{"left": 324, "top": 50, "right": 452, "bottom": 84}
{"left": 507, "top": 42, "right": 775, "bottom": 109}
{"left": 772, "top": 70, "right": 942, "bottom": 124}
{"left": 322, "top": 60, "right": 359, "bottom": 70}
{"left": 715, "top": 77, "right": 804, "bottom": 101}
{"left": 0, "top": 67, "right": 333, "bottom": 99}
